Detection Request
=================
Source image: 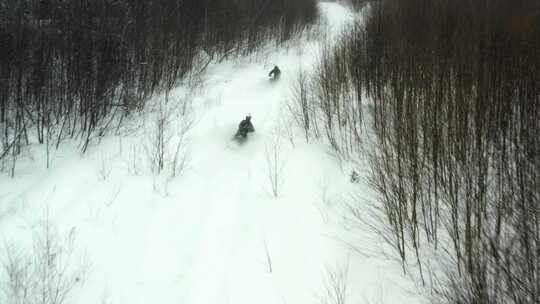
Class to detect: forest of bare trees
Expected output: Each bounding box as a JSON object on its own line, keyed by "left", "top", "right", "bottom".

{"left": 290, "top": 0, "right": 540, "bottom": 303}
{"left": 0, "top": 0, "right": 318, "bottom": 176}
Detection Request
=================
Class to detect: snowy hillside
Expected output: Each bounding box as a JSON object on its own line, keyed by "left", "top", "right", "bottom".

{"left": 0, "top": 3, "right": 421, "bottom": 304}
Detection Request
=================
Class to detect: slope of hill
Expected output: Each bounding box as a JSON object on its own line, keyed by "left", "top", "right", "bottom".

{"left": 0, "top": 3, "right": 421, "bottom": 304}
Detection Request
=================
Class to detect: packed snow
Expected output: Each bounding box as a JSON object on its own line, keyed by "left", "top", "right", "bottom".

{"left": 0, "top": 3, "right": 422, "bottom": 304}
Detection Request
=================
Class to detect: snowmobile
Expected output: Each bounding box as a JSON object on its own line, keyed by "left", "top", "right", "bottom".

{"left": 268, "top": 65, "right": 281, "bottom": 82}
{"left": 233, "top": 115, "right": 255, "bottom": 143}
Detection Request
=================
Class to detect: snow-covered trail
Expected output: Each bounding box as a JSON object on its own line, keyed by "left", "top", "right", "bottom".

{"left": 0, "top": 3, "right": 422, "bottom": 304}
{"left": 160, "top": 4, "right": 358, "bottom": 303}
{"left": 169, "top": 28, "right": 330, "bottom": 304}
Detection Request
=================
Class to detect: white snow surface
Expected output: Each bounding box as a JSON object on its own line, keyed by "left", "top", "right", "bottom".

{"left": 0, "top": 3, "right": 422, "bottom": 304}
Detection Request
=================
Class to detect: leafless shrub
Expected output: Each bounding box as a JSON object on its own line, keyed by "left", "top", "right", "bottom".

{"left": 314, "top": 178, "right": 332, "bottom": 223}
{"left": 144, "top": 101, "right": 169, "bottom": 175}
{"left": 276, "top": 109, "right": 297, "bottom": 148}
{"left": 143, "top": 93, "right": 194, "bottom": 181}
{"left": 126, "top": 144, "right": 142, "bottom": 176}
{"left": 288, "top": 70, "right": 318, "bottom": 143}
{"left": 105, "top": 186, "right": 122, "bottom": 208}
{"left": 262, "top": 236, "right": 273, "bottom": 274}
{"left": 264, "top": 135, "right": 287, "bottom": 198}
{"left": 170, "top": 120, "right": 192, "bottom": 179}
{"left": 1, "top": 219, "right": 88, "bottom": 304}
{"left": 317, "top": 260, "right": 350, "bottom": 304}
{"left": 98, "top": 151, "right": 112, "bottom": 181}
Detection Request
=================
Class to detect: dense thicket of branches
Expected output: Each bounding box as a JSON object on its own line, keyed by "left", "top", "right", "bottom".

{"left": 340, "top": 0, "right": 371, "bottom": 10}
{"left": 293, "top": 0, "right": 540, "bottom": 303}
{"left": 0, "top": 0, "right": 318, "bottom": 175}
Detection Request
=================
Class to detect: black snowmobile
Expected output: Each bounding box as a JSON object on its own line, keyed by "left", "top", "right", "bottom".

{"left": 233, "top": 115, "right": 255, "bottom": 142}
{"left": 268, "top": 65, "right": 281, "bottom": 82}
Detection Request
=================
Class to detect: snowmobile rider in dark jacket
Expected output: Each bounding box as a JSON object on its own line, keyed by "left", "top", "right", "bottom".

{"left": 268, "top": 65, "right": 281, "bottom": 80}
{"left": 236, "top": 115, "right": 255, "bottom": 139}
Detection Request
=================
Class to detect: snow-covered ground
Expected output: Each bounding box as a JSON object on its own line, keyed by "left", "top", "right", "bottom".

{"left": 0, "top": 3, "right": 422, "bottom": 304}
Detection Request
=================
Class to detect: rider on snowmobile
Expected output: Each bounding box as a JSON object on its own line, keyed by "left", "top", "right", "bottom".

{"left": 268, "top": 65, "right": 281, "bottom": 81}
{"left": 236, "top": 115, "right": 255, "bottom": 140}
